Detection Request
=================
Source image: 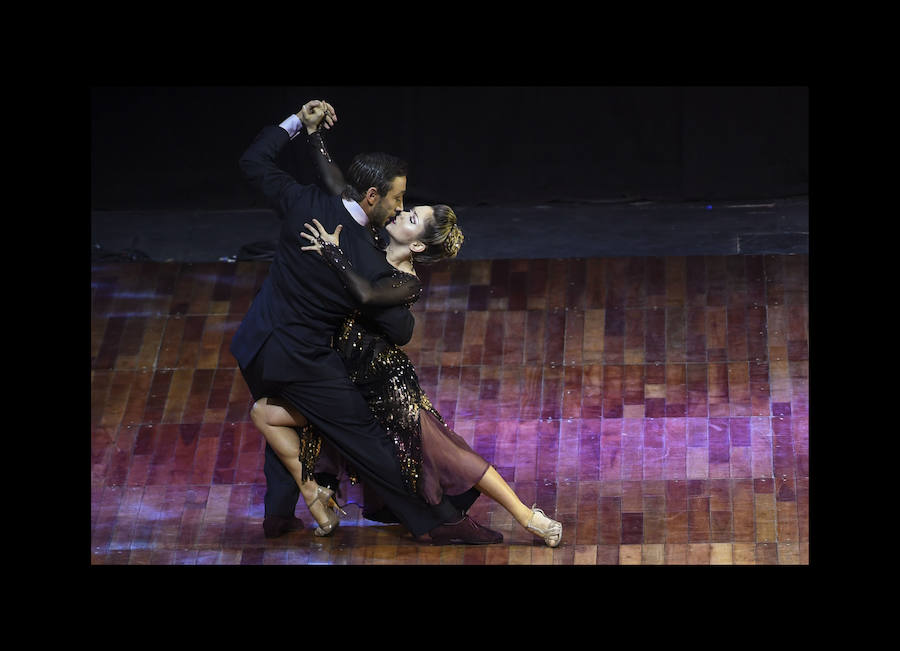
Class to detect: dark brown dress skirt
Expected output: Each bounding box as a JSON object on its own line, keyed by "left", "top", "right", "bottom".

{"left": 312, "top": 406, "right": 489, "bottom": 523}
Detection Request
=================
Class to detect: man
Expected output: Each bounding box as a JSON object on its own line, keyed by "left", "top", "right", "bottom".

{"left": 231, "top": 100, "right": 501, "bottom": 544}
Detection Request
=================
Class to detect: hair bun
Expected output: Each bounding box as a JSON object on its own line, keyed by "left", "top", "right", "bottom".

{"left": 442, "top": 226, "right": 464, "bottom": 257}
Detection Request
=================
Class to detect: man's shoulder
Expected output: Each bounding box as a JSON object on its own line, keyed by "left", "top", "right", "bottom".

{"left": 285, "top": 188, "right": 343, "bottom": 222}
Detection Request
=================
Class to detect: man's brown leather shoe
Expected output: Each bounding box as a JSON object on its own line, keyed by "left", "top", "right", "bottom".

{"left": 263, "top": 515, "right": 305, "bottom": 539}
{"left": 428, "top": 515, "right": 503, "bottom": 545}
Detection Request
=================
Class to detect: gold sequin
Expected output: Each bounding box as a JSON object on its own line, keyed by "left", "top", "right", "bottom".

{"left": 297, "top": 422, "right": 322, "bottom": 483}
{"left": 299, "top": 283, "right": 435, "bottom": 495}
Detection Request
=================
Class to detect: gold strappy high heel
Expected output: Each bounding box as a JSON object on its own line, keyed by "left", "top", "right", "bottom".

{"left": 309, "top": 485, "right": 346, "bottom": 537}
{"left": 525, "top": 505, "right": 563, "bottom": 548}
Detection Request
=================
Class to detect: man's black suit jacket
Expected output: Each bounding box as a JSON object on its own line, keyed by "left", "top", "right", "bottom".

{"left": 230, "top": 124, "right": 413, "bottom": 382}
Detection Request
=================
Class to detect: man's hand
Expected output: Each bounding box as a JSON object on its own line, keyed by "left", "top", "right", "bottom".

{"left": 298, "top": 100, "right": 338, "bottom": 134}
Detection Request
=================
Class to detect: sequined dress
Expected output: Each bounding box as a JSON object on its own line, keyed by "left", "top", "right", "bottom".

{"left": 302, "top": 239, "right": 489, "bottom": 521}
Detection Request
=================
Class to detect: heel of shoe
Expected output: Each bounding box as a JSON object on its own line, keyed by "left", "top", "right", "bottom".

{"left": 311, "top": 486, "right": 342, "bottom": 537}
{"left": 327, "top": 496, "right": 348, "bottom": 516}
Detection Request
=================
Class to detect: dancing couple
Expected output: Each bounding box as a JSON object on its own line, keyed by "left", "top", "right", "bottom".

{"left": 231, "top": 99, "right": 562, "bottom": 548}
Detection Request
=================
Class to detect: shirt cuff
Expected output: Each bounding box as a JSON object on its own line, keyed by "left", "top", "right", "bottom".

{"left": 279, "top": 113, "right": 304, "bottom": 140}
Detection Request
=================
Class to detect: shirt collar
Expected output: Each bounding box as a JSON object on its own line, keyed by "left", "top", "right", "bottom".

{"left": 342, "top": 198, "right": 387, "bottom": 249}
{"left": 342, "top": 199, "right": 369, "bottom": 227}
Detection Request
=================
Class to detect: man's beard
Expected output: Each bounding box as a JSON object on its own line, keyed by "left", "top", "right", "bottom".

{"left": 370, "top": 202, "right": 394, "bottom": 228}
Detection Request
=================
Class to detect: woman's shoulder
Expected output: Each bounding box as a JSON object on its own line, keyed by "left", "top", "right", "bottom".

{"left": 395, "top": 264, "right": 418, "bottom": 280}
{"left": 374, "top": 266, "right": 419, "bottom": 285}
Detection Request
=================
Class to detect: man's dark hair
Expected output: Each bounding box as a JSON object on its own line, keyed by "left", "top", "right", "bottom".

{"left": 341, "top": 152, "right": 408, "bottom": 201}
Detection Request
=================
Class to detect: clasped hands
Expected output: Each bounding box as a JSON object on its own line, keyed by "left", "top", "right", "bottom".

{"left": 298, "top": 99, "right": 338, "bottom": 134}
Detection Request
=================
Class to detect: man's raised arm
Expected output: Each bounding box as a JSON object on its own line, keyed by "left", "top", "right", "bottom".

{"left": 239, "top": 101, "right": 336, "bottom": 215}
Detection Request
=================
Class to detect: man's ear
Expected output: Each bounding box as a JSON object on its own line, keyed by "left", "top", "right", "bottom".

{"left": 410, "top": 241, "right": 426, "bottom": 254}
{"left": 364, "top": 187, "right": 380, "bottom": 205}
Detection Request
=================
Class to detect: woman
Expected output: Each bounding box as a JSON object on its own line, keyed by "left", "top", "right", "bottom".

{"left": 251, "top": 106, "right": 562, "bottom": 547}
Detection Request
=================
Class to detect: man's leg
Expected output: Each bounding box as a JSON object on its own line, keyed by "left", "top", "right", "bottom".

{"left": 262, "top": 443, "right": 301, "bottom": 516}
{"left": 262, "top": 443, "right": 304, "bottom": 534}
{"left": 276, "top": 375, "right": 462, "bottom": 538}
{"left": 239, "top": 353, "right": 304, "bottom": 537}
{"left": 252, "top": 398, "right": 340, "bottom": 531}
{"left": 245, "top": 350, "right": 500, "bottom": 542}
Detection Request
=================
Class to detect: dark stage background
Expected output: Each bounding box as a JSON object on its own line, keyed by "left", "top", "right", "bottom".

{"left": 90, "top": 86, "right": 808, "bottom": 212}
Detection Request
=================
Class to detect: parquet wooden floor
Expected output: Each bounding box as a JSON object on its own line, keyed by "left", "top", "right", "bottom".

{"left": 91, "top": 254, "right": 809, "bottom": 564}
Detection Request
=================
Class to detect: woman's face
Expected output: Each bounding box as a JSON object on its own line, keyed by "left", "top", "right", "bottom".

{"left": 385, "top": 205, "right": 434, "bottom": 247}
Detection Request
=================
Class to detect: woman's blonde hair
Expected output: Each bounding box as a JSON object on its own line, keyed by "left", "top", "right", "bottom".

{"left": 412, "top": 204, "right": 464, "bottom": 265}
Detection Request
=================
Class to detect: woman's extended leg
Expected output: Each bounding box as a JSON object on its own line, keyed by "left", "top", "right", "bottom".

{"left": 475, "top": 466, "right": 533, "bottom": 525}
{"left": 475, "top": 465, "right": 562, "bottom": 547}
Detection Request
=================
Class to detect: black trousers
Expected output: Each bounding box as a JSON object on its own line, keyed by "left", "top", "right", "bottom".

{"left": 240, "top": 347, "right": 460, "bottom": 537}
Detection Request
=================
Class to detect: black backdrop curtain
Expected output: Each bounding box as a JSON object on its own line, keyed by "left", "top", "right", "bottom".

{"left": 90, "top": 86, "right": 807, "bottom": 211}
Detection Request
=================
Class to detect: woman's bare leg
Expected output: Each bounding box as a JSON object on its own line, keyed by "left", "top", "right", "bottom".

{"left": 475, "top": 465, "right": 562, "bottom": 546}
{"left": 250, "top": 397, "right": 335, "bottom": 527}
{"left": 475, "top": 466, "right": 534, "bottom": 527}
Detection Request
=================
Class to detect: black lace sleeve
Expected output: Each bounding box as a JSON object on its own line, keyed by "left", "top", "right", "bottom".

{"left": 313, "top": 238, "right": 422, "bottom": 307}
{"left": 308, "top": 130, "right": 346, "bottom": 196}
